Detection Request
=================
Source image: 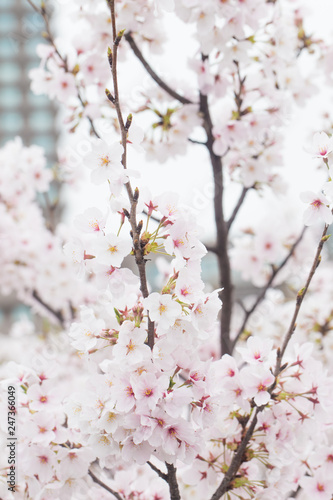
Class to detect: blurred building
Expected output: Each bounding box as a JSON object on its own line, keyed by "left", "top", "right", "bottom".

{"left": 0, "top": 0, "right": 57, "bottom": 156}
{"left": 0, "top": 0, "right": 58, "bottom": 327}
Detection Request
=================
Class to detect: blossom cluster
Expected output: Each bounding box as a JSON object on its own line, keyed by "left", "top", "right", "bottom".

{"left": 1, "top": 0, "right": 333, "bottom": 500}
{"left": 0, "top": 137, "right": 93, "bottom": 321}
{"left": 30, "top": 0, "right": 321, "bottom": 193}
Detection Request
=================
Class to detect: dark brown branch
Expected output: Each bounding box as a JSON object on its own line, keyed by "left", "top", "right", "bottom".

{"left": 209, "top": 408, "right": 260, "bottom": 500}
{"left": 199, "top": 84, "right": 233, "bottom": 356}
{"left": 166, "top": 464, "right": 181, "bottom": 500}
{"left": 227, "top": 187, "right": 250, "bottom": 231}
{"left": 88, "top": 469, "right": 124, "bottom": 500}
{"left": 188, "top": 138, "right": 207, "bottom": 146}
{"left": 147, "top": 461, "right": 168, "bottom": 481}
{"left": 232, "top": 226, "right": 307, "bottom": 351}
{"left": 108, "top": 1, "right": 154, "bottom": 349}
{"left": 274, "top": 223, "right": 329, "bottom": 376}
{"left": 32, "top": 290, "right": 65, "bottom": 327}
{"left": 124, "top": 32, "right": 193, "bottom": 106}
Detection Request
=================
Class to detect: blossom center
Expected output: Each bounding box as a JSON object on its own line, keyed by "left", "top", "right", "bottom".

{"left": 108, "top": 245, "right": 118, "bottom": 254}
{"left": 126, "top": 339, "right": 135, "bottom": 354}
{"left": 311, "top": 199, "right": 323, "bottom": 209}
{"left": 99, "top": 155, "right": 110, "bottom": 166}
{"left": 126, "top": 385, "right": 134, "bottom": 397}
{"left": 159, "top": 304, "right": 167, "bottom": 314}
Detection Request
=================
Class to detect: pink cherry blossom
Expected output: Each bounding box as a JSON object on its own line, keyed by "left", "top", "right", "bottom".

{"left": 93, "top": 233, "right": 132, "bottom": 267}
{"left": 306, "top": 132, "right": 333, "bottom": 159}
{"left": 113, "top": 323, "right": 150, "bottom": 363}
{"left": 299, "top": 470, "right": 333, "bottom": 500}
{"left": 241, "top": 366, "right": 275, "bottom": 406}
{"left": 84, "top": 140, "right": 124, "bottom": 185}
{"left": 300, "top": 191, "right": 333, "bottom": 226}
{"left": 144, "top": 292, "right": 182, "bottom": 330}
{"left": 74, "top": 207, "right": 107, "bottom": 233}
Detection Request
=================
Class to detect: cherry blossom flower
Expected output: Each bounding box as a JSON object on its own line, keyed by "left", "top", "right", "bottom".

{"left": 22, "top": 445, "right": 57, "bottom": 483}
{"left": 69, "top": 307, "right": 105, "bottom": 352}
{"left": 144, "top": 292, "right": 182, "bottom": 330}
{"left": 113, "top": 323, "right": 150, "bottom": 363}
{"left": 93, "top": 233, "right": 132, "bottom": 267}
{"left": 26, "top": 380, "right": 61, "bottom": 411}
{"left": 299, "top": 470, "right": 333, "bottom": 500}
{"left": 241, "top": 366, "right": 274, "bottom": 406}
{"left": 74, "top": 207, "right": 107, "bottom": 233}
{"left": 300, "top": 191, "right": 333, "bottom": 226}
{"left": 306, "top": 132, "right": 333, "bottom": 159}
{"left": 132, "top": 372, "right": 168, "bottom": 412}
{"left": 57, "top": 447, "right": 96, "bottom": 480}
{"left": 237, "top": 336, "right": 274, "bottom": 365}
{"left": 84, "top": 140, "right": 124, "bottom": 185}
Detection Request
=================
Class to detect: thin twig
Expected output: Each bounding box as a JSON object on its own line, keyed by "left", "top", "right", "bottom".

{"left": 32, "top": 290, "right": 65, "bottom": 327}
{"left": 147, "top": 461, "right": 168, "bottom": 481}
{"left": 124, "top": 32, "right": 193, "bottom": 105}
{"left": 188, "top": 138, "right": 207, "bottom": 146}
{"left": 209, "top": 408, "right": 260, "bottom": 500}
{"left": 107, "top": 0, "right": 154, "bottom": 349}
{"left": 274, "top": 223, "right": 329, "bottom": 376}
{"left": 232, "top": 226, "right": 307, "bottom": 350}
{"left": 88, "top": 469, "right": 124, "bottom": 500}
{"left": 227, "top": 187, "right": 250, "bottom": 231}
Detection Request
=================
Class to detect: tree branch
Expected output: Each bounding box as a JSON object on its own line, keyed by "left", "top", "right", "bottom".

{"left": 124, "top": 32, "right": 193, "bottom": 106}
{"left": 226, "top": 187, "right": 250, "bottom": 231}
{"left": 88, "top": 469, "right": 124, "bottom": 500}
{"left": 32, "top": 290, "right": 65, "bottom": 327}
{"left": 209, "top": 407, "right": 260, "bottom": 500}
{"left": 107, "top": 0, "right": 154, "bottom": 349}
{"left": 274, "top": 223, "right": 329, "bottom": 376}
{"left": 232, "top": 226, "right": 307, "bottom": 350}
{"left": 166, "top": 463, "right": 181, "bottom": 500}
{"left": 147, "top": 461, "right": 168, "bottom": 482}
{"left": 199, "top": 81, "right": 233, "bottom": 356}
